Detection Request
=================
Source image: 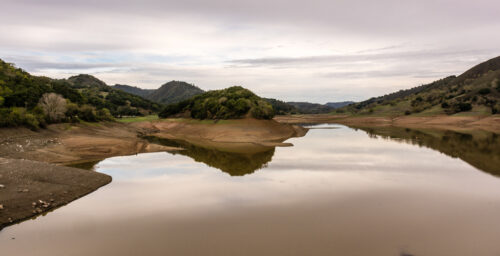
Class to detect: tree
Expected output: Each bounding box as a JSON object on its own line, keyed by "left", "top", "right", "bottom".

{"left": 38, "top": 93, "right": 67, "bottom": 122}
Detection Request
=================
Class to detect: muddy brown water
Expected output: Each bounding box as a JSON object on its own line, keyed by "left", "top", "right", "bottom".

{"left": 1, "top": 124, "right": 500, "bottom": 256}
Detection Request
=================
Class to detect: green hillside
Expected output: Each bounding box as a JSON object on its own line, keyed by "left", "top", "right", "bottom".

{"left": 287, "top": 102, "right": 333, "bottom": 114}
{"left": 67, "top": 74, "right": 161, "bottom": 117}
{"left": 159, "top": 86, "right": 274, "bottom": 120}
{"left": 340, "top": 56, "right": 500, "bottom": 116}
{"left": 111, "top": 84, "right": 155, "bottom": 98}
{"left": 263, "top": 98, "right": 299, "bottom": 115}
{"left": 0, "top": 59, "right": 160, "bottom": 129}
{"left": 147, "top": 81, "right": 204, "bottom": 105}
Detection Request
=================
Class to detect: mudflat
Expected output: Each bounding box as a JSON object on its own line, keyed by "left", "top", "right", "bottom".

{"left": 0, "top": 158, "right": 111, "bottom": 230}
{"left": 275, "top": 114, "right": 500, "bottom": 133}
{"left": 0, "top": 122, "right": 180, "bottom": 165}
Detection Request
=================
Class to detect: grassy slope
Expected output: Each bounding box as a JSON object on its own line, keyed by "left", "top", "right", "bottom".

{"left": 116, "top": 115, "right": 159, "bottom": 123}
{"left": 338, "top": 56, "right": 500, "bottom": 117}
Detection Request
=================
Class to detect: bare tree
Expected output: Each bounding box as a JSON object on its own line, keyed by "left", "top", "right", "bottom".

{"left": 38, "top": 93, "right": 67, "bottom": 122}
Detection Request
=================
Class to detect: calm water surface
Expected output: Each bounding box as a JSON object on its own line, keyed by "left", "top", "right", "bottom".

{"left": 1, "top": 125, "right": 500, "bottom": 256}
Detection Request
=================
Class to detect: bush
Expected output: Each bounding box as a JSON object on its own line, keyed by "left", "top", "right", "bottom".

{"left": 97, "top": 108, "right": 114, "bottom": 121}
{"left": 478, "top": 88, "right": 491, "bottom": 95}
{"left": 454, "top": 102, "right": 472, "bottom": 112}
{"left": 79, "top": 105, "right": 98, "bottom": 122}
{"left": 441, "top": 102, "right": 450, "bottom": 108}
{"left": 23, "top": 113, "right": 40, "bottom": 130}
{"left": 0, "top": 107, "right": 45, "bottom": 130}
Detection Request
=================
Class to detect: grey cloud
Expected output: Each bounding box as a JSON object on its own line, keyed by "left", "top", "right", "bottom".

{"left": 1, "top": 55, "right": 125, "bottom": 71}
{"left": 5, "top": 0, "right": 500, "bottom": 36}
{"left": 319, "top": 70, "right": 453, "bottom": 79}
{"left": 227, "top": 49, "right": 496, "bottom": 68}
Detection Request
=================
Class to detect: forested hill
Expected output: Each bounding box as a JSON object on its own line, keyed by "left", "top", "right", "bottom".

{"left": 325, "top": 101, "right": 355, "bottom": 109}
{"left": 66, "top": 74, "right": 161, "bottom": 116}
{"left": 340, "top": 56, "right": 500, "bottom": 116}
{"left": 0, "top": 59, "right": 160, "bottom": 129}
{"left": 112, "top": 81, "right": 350, "bottom": 115}
{"left": 112, "top": 80, "right": 205, "bottom": 105}
{"left": 111, "top": 84, "right": 154, "bottom": 98}
{"left": 147, "top": 81, "right": 204, "bottom": 105}
{"left": 286, "top": 102, "right": 333, "bottom": 114}
{"left": 159, "top": 86, "right": 274, "bottom": 120}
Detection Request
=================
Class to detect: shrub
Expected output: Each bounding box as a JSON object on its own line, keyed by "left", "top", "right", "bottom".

{"left": 453, "top": 102, "right": 472, "bottom": 112}
{"left": 79, "top": 105, "right": 98, "bottom": 122}
{"left": 478, "top": 88, "right": 491, "bottom": 95}
{"left": 23, "top": 113, "right": 40, "bottom": 130}
{"left": 441, "top": 102, "right": 450, "bottom": 108}
{"left": 97, "top": 108, "right": 114, "bottom": 121}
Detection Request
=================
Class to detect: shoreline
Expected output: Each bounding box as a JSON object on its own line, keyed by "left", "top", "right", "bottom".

{"left": 0, "top": 158, "right": 111, "bottom": 230}
{"left": 274, "top": 114, "right": 500, "bottom": 133}
{"left": 0, "top": 118, "right": 307, "bottom": 229}
{"left": 1, "top": 114, "right": 498, "bottom": 229}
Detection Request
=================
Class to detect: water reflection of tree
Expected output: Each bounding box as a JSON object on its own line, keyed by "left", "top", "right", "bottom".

{"left": 357, "top": 126, "right": 500, "bottom": 176}
{"left": 145, "top": 137, "right": 275, "bottom": 176}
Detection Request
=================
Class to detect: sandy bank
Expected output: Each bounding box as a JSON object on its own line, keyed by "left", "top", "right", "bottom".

{"left": 0, "top": 122, "right": 180, "bottom": 165}
{"left": 136, "top": 118, "right": 308, "bottom": 153}
{"left": 275, "top": 114, "right": 500, "bottom": 133}
{"left": 0, "top": 158, "right": 111, "bottom": 230}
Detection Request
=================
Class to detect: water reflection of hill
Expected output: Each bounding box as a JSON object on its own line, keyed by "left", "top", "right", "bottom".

{"left": 354, "top": 126, "right": 500, "bottom": 176}
{"left": 145, "top": 137, "right": 275, "bottom": 176}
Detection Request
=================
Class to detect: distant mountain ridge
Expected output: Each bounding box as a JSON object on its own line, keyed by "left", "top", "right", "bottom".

{"left": 325, "top": 101, "right": 355, "bottom": 109}
{"left": 112, "top": 81, "right": 204, "bottom": 105}
{"left": 111, "top": 84, "right": 154, "bottom": 98}
{"left": 262, "top": 99, "right": 356, "bottom": 114}
{"left": 65, "top": 74, "right": 161, "bottom": 116}
{"left": 147, "top": 81, "right": 204, "bottom": 105}
{"left": 286, "top": 102, "right": 333, "bottom": 114}
{"left": 112, "top": 81, "right": 356, "bottom": 115}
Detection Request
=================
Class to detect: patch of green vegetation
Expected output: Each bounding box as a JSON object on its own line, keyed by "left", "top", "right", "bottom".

{"left": 117, "top": 115, "right": 159, "bottom": 123}
{"left": 67, "top": 74, "right": 161, "bottom": 117}
{"left": 0, "top": 58, "right": 162, "bottom": 129}
{"left": 159, "top": 86, "right": 274, "bottom": 120}
{"left": 263, "top": 98, "right": 299, "bottom": 115}
{"left": 146, "top": 81, "right": 204, "bottom": 105}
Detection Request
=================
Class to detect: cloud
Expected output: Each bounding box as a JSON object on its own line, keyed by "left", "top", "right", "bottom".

{"left": 227, "top": 49, "right": 496, "bottom": 68}
{"left": 0, "top": 0, "right": 499, "bottom": 102}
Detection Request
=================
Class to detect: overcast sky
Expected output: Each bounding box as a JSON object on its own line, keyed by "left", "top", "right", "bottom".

{"left": 1, "top": 0, "right": 499, "bottom": 103}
